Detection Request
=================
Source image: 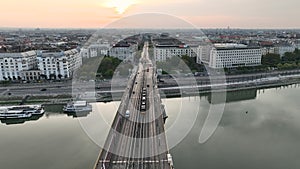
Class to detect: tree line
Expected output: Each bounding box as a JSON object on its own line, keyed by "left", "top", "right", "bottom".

{"left": 262, "top": 48, "right": 300, "bottom": 70}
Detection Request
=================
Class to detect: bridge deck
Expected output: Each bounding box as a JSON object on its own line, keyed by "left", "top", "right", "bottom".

{"left": 94, "top": 42, "right": 172, "bottom": 169}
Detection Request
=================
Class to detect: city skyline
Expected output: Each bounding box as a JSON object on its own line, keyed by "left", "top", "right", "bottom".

{"left": 1, "top": 0, "right": 300, "bottom": 29}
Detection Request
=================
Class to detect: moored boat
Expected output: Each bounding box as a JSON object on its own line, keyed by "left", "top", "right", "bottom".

{"left": 63, "top": 101, "right": 92, "bottom": 113}
{"left": 0, "top": 105, "right": 44, "bottom": 119}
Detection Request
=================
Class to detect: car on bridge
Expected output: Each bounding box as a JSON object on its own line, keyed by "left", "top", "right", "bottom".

{"left": 125, "top": 110, "right": 130, "bottom": 118}
{"left": 140, "top": 104, "right": 146, "bottom": 111}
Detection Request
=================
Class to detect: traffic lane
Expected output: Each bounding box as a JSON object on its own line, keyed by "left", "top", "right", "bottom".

{"left": 6, "top": 87, "right": 72, "bottom": 96}
{"left": 110, "top": 69, "right": 142, "bottom": 160}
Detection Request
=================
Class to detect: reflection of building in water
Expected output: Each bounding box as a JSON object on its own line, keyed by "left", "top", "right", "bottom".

{"left": 65, "top": 111, "right": 90, "bottom": 118}
{"left": 44, "top": 104, "right": 91, "bottom": 118}
{"left": 208, "top": 89, "right": 257, "bottom": 104}
{"left": 0, "top": 114, "right": 43, "bottom": 125}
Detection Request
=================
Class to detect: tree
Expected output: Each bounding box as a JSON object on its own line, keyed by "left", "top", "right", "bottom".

{"left": 262, "top": 53, "right": 281, "bottom": 67}
{"left": 282, "top": 52, "right": 295, "bottom": 62}
{"left": 103, "top": 69, "right": 114, "bottom": 78}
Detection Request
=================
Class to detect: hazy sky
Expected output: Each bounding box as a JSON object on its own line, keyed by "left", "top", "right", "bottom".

{"left": 1, "top": 0, "right": 299, "bottom": 28}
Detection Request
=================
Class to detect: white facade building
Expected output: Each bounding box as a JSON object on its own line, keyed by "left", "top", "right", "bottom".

{"left": 0, "top": 49, "right": 82, "bottom": 81}
{"left": 208, "top": 44, "right": 262, "bottom": 69}
{"left": 276, "top": 45, "right": 296, "bottom": 57}
{"left": 261, "top": 47, "right": 277, "bottom": 56}
{"left": 0, "top": 51, "right": 37, "bottom": 81}
{"left": 261, "top": 45, "right": 295, "bottom": 57}
{"left": 154, "top": 45, "right": 196, "bottom": 62}
{"left": 109, "top": 44, "right": 134, "bottom": 62}
{"left": 80, "top": 43, "right": 110, "bottom": 58}
{"left": 197, "top": 45, "right": 213, "bottom": 64}
{"left": 37, "top": 49, "right": 82, "bottom": 79}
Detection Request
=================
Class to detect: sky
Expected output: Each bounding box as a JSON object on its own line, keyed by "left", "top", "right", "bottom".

{"left": 1, "top": 0, "right": 300, "bottom": 29}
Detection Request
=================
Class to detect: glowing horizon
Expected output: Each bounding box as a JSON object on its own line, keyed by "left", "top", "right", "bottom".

{"left": 1, "top": 0, "right": 300, "bottom": 29}
{"left": 103, "top": 0, "right": 139, "bottom": 14}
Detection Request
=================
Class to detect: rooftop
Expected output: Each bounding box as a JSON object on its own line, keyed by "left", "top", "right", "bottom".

{"left": 213, "top": 43, "right": 260, "bottom": 50}
{"left": 0, "top": 50, "right": 36, "bottom": 59}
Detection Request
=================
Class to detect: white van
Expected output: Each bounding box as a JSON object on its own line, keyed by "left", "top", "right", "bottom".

{"left": 167, "top": 154, "right": 174, "bottom": 167}
{"left": 125, "top": 110, "right": 130, "bottom": 118}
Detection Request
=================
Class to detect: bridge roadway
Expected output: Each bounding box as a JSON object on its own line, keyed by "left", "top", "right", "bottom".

{"left": 94, "top": 42, "right": 172, "bottom": 169}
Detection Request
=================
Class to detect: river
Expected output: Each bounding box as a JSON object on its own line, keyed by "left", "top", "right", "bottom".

{"left": 0, "top": 84, "right": 300, "bottom": 169}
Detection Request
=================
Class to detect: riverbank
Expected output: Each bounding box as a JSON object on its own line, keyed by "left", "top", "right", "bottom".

{"left": 1, "top": 74, "right": 300, "bottom": 105}
{"left": 0, "top": 95, "right": 71, "bottom": 106}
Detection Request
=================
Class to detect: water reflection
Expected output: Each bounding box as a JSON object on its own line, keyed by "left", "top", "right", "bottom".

{"left": 0, "top": 83, "right": 299, "bottom": 169}
{"left": 168, "top": 83, "right": 300, "bottom": 169}
{"left": 0, "top": 104, "right": 92, "bottom": 125}
{"left": 44, "top": 104, "right": 91, "bottom": 118}
{"left": 65, "top": 111, "right": 91, "bottom": 118}
{"left": 207, "top": 89, "right": 257, "bottom": 104}
{"left": 0, "top": 114, "right": 44, "bottom": 125}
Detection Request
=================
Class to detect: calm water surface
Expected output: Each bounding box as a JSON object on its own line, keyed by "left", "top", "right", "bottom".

{"left": 0, "top": 84, "right": 300, "bottom": 169}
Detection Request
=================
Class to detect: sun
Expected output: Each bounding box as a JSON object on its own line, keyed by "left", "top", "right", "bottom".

{"left": 104, "top": 0, "right": 138, "bottom": 14}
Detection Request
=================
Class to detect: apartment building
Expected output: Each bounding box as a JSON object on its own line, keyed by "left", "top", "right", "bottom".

{"left": 154, "top": 45, "right": 196, "bottom": 62}
{"left": 37, "top": 49, "right": 82, "bottom": 79}
{"left": 208, "top": 44, "right": 262, "bottom": 69}
{"left": 0, "top": 51, "right": 37, "bottom": 81}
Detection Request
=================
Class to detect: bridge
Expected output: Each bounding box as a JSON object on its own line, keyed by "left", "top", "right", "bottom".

{"left": 94, "top": 42, "right": 173, "bottom": 169}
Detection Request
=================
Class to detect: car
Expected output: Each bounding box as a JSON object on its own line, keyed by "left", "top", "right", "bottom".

{"left": 125, "top": 110, "right": 130, "bottom": 118}
{"left": 40, "top": 88, "right": 47, "bottom": 91}
{"left": 141, "top": 101, "right": 146, "bottom": 105}
{"left": 140, "top": 105, "right": 146, "bottom": 111}
{"left": 142, "top": 96, "right": 146, "bottom": 101}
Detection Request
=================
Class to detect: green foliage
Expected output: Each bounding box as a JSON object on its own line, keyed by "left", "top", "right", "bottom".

{"left": 97, "top": 56, "right": 123, "bottom": 78}
{"left": 156, "top": 55, "right": 204, "bottom": 74}
{"left": 0, "top": 80, "right": 11, "bottom": 86}
{"left": 260, "top": 48, "right": 300, "bottom": 71}
{"left": 262, "top": 53, "right": 281, "bottom": 67}
{"left": 97, "top": 56, "right": 122, "bottom": 76}
{"left": 282, "top": 48, "right": 300, "bottom": 63}
{"left": 277, "top": 62, "right": 300, "bottom": 70}
{"left": 181, "top": 55, "right": 204, "bottom": 73}
{"left": 77, "top": 56, "right": 123, "bottom": 80}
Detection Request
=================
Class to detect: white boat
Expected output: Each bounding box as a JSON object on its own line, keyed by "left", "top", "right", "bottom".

{"left": 63, "top": 101, "right": 92, "bottom": 113}
{"left": 27, "top": 105, "right": 45, "bottom": 115}
{"left": 0, "top": 105, "right": 44, "bottom": 119}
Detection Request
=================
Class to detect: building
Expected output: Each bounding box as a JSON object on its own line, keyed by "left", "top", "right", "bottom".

{"left": 198, "top": 43, "right": 262, "bottom": 69}
{"left": 80, "top": 43, "right": 110, "bottom": 58}
{"left": 261, "top": 47, "right": 277, "bottom": 56}
{"left": 261, "top": 43, "right": 296, "bottom": 57}
{"left": 154, "top": 45, "right": 196, "bottom": 62}
{"left": 197, "top": 44, "right": 213, "bottom": 64}
{"left": 276, "top": 45, "right": 296, "bottom": 57}
{"left": 0, "top": 49, "right": 82, "bottom": 81}
{"left": 109, "top": 43, "right": 135, "bottom": 62}
{"left": 210, "top": 44, "right": 262, "bottom": 69}
{"left": 37, "top": 49, "right": 82, "bottom": 79}
{"left": 21, "top": 70, "right": 42, "bottom": 81}
{"left": 0, "top": 51, "right": 37, "bottom": 81}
